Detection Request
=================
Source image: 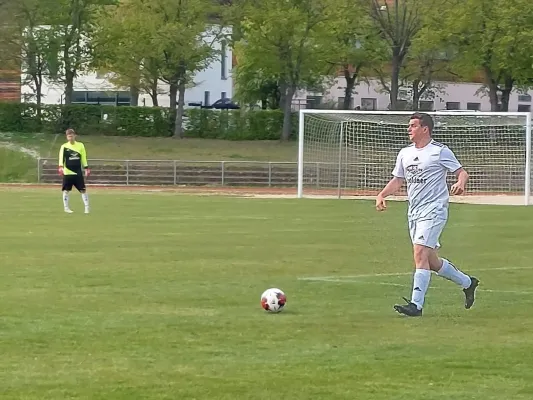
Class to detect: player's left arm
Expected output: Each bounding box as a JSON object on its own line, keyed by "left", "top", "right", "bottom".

{"left": 440, "top": 147, "right": 469, "bottom": 195}
{"left": 80, "top": 144, "right": 91, "bottom": 176}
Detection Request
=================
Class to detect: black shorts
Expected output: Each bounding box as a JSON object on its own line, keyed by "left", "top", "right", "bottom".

{"left": 62, "top": 174, "right": 86, "bottom": 192}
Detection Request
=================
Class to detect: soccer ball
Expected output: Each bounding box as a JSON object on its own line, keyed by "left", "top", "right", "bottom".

{"left": 260, "top": 288, "right": 287, "bottom": 313}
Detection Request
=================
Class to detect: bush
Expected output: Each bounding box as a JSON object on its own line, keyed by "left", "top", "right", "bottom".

{"left": 0, "top": 102, "right": 298, "bottom": 140}
{"left": 185, "top": 108, "right": 297, "bottom": 140}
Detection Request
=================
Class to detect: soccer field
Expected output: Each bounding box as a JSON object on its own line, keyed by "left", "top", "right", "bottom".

{"left": 1, "top": 188, "right": 533, "bottom": 400}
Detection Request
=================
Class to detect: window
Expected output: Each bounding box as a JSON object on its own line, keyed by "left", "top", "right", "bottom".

{"left": 418, "top": 101, "right": 433, "bottom": 111}
{"left": 361, "top": 98, "right": 376, "bottom": 110}
{"left": 467, "top": 102, "right": 480, "bottom": 111}
{"left": 518, "top": 104, "right": 531, "bottom": 112}
{"left": 72, "top": 91, "right": 131, "bottom": 106}
{"left": 337, "top": 97, "right": 354, "bottom": 109}
{"left": 220, "top": 40, "right": 227, "bottom": 80}
{"left": 221, "top": 91, "right": 227, "bottom": 100}
{"left": 446, "top": 102, "right": 460, "bottom": 110}
{"left": 396, "top": 100, "right": 408, "bottom": 110}
{"left": 306, "top": 95, "right": 322, "bottom": 109}
{"left": 518, "top": 94, "right": 531, "bottom": 102}
{"left": 204, "top": 91, "right": 210, "bottom": 106}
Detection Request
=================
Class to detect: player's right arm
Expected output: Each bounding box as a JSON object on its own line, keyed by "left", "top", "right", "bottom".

{"left": 376, "top": 151, "right": 405, "bottom": 211}
{"left": 58, "top": 144, "right": 65, "bottom": 175}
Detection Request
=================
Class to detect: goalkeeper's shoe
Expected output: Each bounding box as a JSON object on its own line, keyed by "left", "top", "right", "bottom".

{"left": 463, "top": 276, "right": 479, "bottom": 309}
{"left": 64, "top": 208, "right": 73, "bottom": 213}
{"left": 394, "top": 297, "right": 422, "bottom": 317}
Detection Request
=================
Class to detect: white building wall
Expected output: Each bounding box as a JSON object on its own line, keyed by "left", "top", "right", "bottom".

{"left": 295, "top": 78, "right": 533, "bottom": 112}
{"left": 22, "top": 27, "right": 233, "bottom": 107}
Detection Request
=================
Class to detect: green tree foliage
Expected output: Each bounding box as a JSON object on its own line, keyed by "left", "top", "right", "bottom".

{"left": 234, "top": 0, "right": 333, "bottom": 140}
{"left": 440, "top": 0, "right": 533, "bottom": 111}
{"left": 108, "top": 0, "right": 223, "bottom": 137}
{"left": 366, "top": 0, "right": 440, "bottom": 110}
{"left": 322, "top": 0, "right": 382, "bottom": 110}
{"left": 44, "top": 0, "right": 112, "bottom": 105}
{"left": 91, "top": 0, "right": 164, "bottom": 106}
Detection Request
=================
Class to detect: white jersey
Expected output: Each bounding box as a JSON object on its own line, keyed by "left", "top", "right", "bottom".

{"left": 392, "top": 140, "right": 462, "bottom": 221}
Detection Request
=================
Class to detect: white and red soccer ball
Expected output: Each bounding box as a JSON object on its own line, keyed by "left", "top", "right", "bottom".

{"left": 260, "top": 288, "right": 287, "bottom": 313}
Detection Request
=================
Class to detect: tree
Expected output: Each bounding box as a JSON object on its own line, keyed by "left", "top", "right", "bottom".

{"left": 44, "top": 0, "right": 111, "bottom": 105}
{"left": 112, "top": 0, "right": 223, "bottom": 137}
{"left": 91, "top": 1, "right": 164, "bottom": 106}
{"left": 399, "top": 26, "right": 451, "bottom": 110}
{"left": 323, "top": 0, "right": 381, "bottom": 110}
{"left": 366, "top": 0, "right": 439, "bottom": 110}
{"left": 440, "top": 0, "right": 533, "bottom": 111}
{"left": 235, "top": 0, "right": 333, "bottom": 140}
{"left": 0, "top": 0, "right": 62, "bottom": 118}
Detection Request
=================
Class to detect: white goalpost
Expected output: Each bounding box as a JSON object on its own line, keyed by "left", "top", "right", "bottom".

{"left": 297, "top": 110, "right": 532, "bottom": 205}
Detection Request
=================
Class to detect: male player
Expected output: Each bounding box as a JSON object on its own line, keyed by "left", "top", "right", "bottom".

{"left": 375, "top": 112, "right": 479, "bottom": 317}
{"left": 58, "top": 128, "right": 91, "bottom": 213}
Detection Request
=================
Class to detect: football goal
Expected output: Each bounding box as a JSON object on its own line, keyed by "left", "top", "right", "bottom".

{"left": 297, "top": 110, "right": 532, "bottom": 205}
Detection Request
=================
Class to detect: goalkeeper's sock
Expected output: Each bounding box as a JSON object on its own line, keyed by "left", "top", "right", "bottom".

{"left": 63, "top": 191, "right": 70, "bottom": 209}
{"left": 437, "top": 258, "right": 471, "bottom": 289}
{"left": 81, "top": 192, "right": 89, "bottom": 207}
{"left": 411, "top": 269, "right": 431, "bottom": 310}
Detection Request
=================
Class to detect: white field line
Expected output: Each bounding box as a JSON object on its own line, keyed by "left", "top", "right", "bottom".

{"left": 298, "top": 266, "right": 533, "bottom": 295}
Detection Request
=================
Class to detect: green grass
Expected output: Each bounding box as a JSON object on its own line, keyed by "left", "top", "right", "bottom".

{"left": 1, "top": 132, "right": 298, "bottom": 161}
{"left": 1, "top": 188, "right": 533, "bottom": 399}
{"left": 0, "top": 146, "right": 38, "bottom": 182}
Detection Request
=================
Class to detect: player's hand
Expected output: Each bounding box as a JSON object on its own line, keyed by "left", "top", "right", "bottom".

{"left": 85, "top": 168, "right": 91, "bottom": 177}
{"left": 450, "top": 182, "right": 465, "bottom": 195}
{"left": 376, "top": 195, "right": 387, "bottom": 211}
{"left": 58, "top": 167, "right": 64, "bottom": 176}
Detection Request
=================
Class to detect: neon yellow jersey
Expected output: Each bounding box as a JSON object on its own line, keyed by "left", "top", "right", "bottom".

{"left": 59, "top": 141, "right": 88, "bottom": 175}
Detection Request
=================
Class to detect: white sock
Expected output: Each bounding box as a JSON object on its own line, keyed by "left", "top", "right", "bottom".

{"left": 63, "top": 191, "right": 70, "bottom": 209}
{"left": 437, "top": 258, "right": 471, "bottom": 289}
{"left": 411, "top": 269, "right": 431, "bottom": 310}
{"left": 82, "top": 192, "right": 89, "bottom": 207}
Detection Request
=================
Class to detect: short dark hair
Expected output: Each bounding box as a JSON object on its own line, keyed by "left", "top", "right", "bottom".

{"left": 65, "top": 128, "right": 76, "bottom": 135}
{"left": 410, "top": 112, "right": 434, "bottom": 134}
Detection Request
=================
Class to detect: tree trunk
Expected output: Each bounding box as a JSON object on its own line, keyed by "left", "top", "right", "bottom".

{"left": 500, "top": 76, "right": 514, "bottom": 112}
{"left": 174, "top": 80, "right": 186, "bottom": 138}
{"left": 168, "top": 82, "right": 178, "bottom": 132}
{"left": 389, "top": 52, "right": 402, "bottom": 110}
{"left": 129, "top": 85, "right": 139, "bottom": 106}
{"left": 483, "top": 66, "right": 500, "bottom": 111}
{"left": 150, "top": 80, "right": 159, "bottom": 107}
{"left": 281, "top": 85, "right": 294, "bottom": 141}
{"left": 412, "top": 80, "right": 420, "bottom": 111}
{"left": 64, "top": 69, "right": 74, "bottom": 105}
{"left": 33, "top": 73, "right": 42, "bottom": 128}
{"left": 343, "top": 66, "right": 357, "bottom": 110}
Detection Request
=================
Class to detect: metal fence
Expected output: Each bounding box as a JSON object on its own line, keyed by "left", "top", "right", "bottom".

{"left": 37, "top": 158, "right": 529, "bottom": 194}
{"left": 39, "top": 158, "right": 306, "bottom": 187}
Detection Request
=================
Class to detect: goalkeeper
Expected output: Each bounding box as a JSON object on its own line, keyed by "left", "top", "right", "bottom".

{"left": 58, "top": 128, "right": 91, "bottom": 214}
{"left": 375, "top": 113, "right": 479, "bottom": 317}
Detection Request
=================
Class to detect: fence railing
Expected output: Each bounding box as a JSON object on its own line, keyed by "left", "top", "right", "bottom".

{"left": 37, "top": 158, "right": 529, "bottom": 193}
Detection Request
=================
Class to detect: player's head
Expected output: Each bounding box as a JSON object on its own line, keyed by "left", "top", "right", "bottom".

{"left": 65, "top": 128, "right": 76, "bottom": 143}
{"left": 408, "top": 113, "right": 434, "bottom": 143}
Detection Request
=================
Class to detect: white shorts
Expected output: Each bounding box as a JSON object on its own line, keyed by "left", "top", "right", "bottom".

{"left": 408, "top": 218, "right": 447, "bottom": 249}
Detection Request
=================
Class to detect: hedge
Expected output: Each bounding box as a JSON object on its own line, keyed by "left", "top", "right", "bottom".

{"left": 0, "top": 102, "right": 299, "bottom": 140}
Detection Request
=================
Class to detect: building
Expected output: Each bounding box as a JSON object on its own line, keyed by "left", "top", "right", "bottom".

{"left": 294, "top": 78, "right": 533, "bottom": 112}
{"left": 21, "top": 27, "right": 233, "bottom": 108}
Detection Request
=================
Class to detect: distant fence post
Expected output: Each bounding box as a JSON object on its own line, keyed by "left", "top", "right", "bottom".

{"left": 173, "top": 160, "right": 177, "bottom": 185}
{"left": 221, "top": 161, "right": 225, "bottom": 186}
{"left": 126, "top": 160, "right": 129, "bottom": 185}
{"left": 268, "top": 162, "right": 272, "bottom": 187}
{"left": 37, "top": 157, "right": 41, "bottom": 183}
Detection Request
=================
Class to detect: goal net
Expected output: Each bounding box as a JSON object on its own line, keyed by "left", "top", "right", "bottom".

{"left": 297, "top": 110, "right": 532, "bottom": 205}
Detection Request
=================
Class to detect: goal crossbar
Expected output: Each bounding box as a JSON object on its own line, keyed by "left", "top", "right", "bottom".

{"left": 297, "top": 110, "right": 532, "bottom": 205}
